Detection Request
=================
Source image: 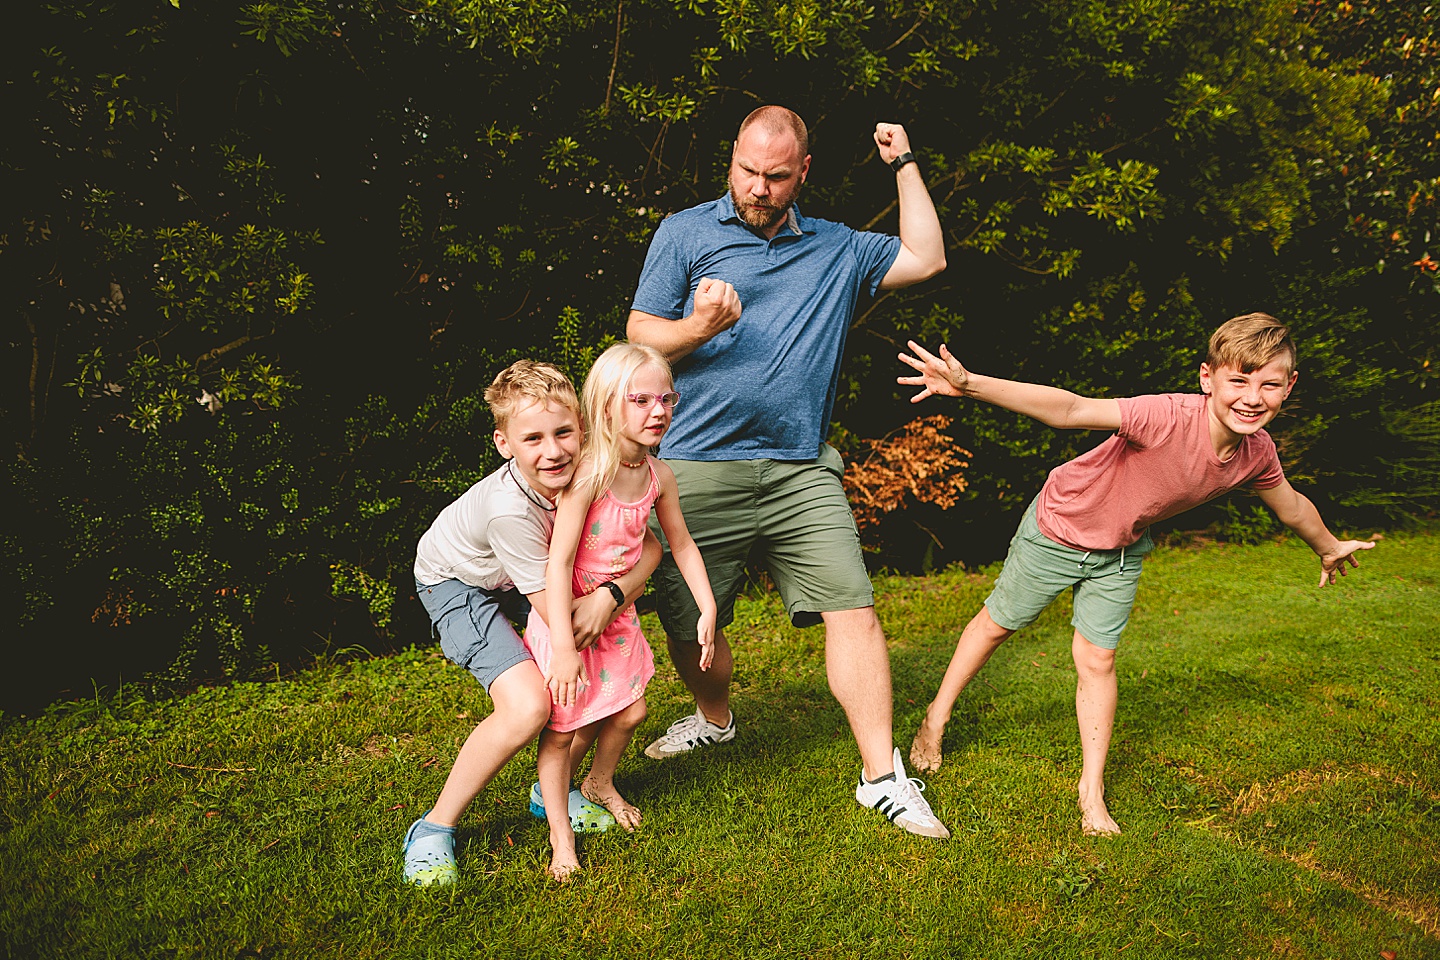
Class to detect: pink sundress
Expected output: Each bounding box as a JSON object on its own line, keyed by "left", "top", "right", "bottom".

{"left": 523, "top": 462, "right": 658, "bottom": 732}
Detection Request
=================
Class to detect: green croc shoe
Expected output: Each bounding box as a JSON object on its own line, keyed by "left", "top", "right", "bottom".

{"left": 402, "top": 813, "right": 458, "bottom": 886}
{"left": 528, "top": 782, "right": 615, "bottom": 833}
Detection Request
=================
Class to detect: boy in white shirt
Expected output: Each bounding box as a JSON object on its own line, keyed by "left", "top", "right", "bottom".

{"left": 402, "top": 361, "right": 659, "bottom": 885}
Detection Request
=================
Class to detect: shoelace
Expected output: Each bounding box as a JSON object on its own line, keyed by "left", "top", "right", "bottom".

{"left": 664, "top": 713, "right": 705, "bottom": 737}
{"left": 892, "top": 776, "right": 939, "bottom": 823}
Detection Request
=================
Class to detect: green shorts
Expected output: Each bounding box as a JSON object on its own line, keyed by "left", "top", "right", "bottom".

{"left": 650, "top": 445, "right": 873, "bottom": 642}
{"left": 985, "top": 496, "right": 1154, "bottom": 650}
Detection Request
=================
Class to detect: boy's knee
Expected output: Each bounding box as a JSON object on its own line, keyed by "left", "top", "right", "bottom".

{"left": 1072, "top": 633, "right": 1117, "bottom": 674}
{"left": 517, "top": 696, "right": 552, "bottom": 736}
{"left": 491, "top": 666, "right": 553, "bottom": 735}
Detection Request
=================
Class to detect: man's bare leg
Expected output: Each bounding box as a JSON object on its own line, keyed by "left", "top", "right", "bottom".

{"left": 666, "top": 628, "right": 734, "bottom": 727}
{"left": 821, "top": 607, "right": 895, "bottom": 779}
{"left": 911, "top": 606, "right": 1014, "bottom": 773}
{"left": 428, "top": 661, "right": 551, "bottom": 827}
{"left": 1072, "top": 630, "right": 1120, "bottom": 836}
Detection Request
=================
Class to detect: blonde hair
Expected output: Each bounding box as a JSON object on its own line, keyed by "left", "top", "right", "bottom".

{"left": 576, "top": 342, "right": 672, "bottom": 502}
{"left": 484, "top": 360, "right": 580, "bottom": 433}
{"left": 1206, "top": 312, "right": 1297, "bottom": 376}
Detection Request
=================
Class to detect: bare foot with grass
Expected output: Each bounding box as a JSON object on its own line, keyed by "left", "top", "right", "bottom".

{"left": 910, "top": 715, "right": 944, "bottom": 773}
{"left": 581, "top": 777, "right": 642, "bottom": 832}
{"left": 1078, "top": 782, "right": 1120, "bottom": 836}
{"left": 548, "top": 831, "right": 580, "bottom": 882}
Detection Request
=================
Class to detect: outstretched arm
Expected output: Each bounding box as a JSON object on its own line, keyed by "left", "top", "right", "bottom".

{"left": 627, "top": 277, "right": 742, "bottom": 363}
{"left": 1257, "top": 479, "right": 1375, "bottom": 588}
{"left": 875, "top": 124, "right": 947, "bottom": 291}
{"left": 898, "top": 340, "right": 1122, "bottom": 431}
{"left": 652, "top": 462, "right": 718, "bottom": 670}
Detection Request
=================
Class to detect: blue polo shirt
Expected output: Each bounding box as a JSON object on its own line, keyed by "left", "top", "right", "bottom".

{"left": 630, "top": 194, "right": 901, "bottom": 461}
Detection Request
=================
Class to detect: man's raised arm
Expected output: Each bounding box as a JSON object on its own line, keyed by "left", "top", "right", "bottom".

{"left": 627, "top": 277, "right": 742, "bottom": 364}
{"left": 874, "top": 123, "right": 946, "bottom": 291}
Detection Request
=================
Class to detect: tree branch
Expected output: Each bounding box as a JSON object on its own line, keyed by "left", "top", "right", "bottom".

{"left": 604, "top": 1, "right": 624, "bottom": 116}
{"left": 196, "top": 335, "right": 254, "bottom": 366}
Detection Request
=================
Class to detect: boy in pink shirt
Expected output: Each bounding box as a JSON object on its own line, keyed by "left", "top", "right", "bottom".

{"left": 897, "top": 313, "right": 1374, "bottom": 836}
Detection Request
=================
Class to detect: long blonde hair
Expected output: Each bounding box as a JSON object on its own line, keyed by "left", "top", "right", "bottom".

{"left": 577, "top": 342, "right": 672, "bottom": 502}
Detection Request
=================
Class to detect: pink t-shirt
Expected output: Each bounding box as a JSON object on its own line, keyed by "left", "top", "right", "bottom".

{"left": 1035, "top": 393, "right": 1285, "bottom": 551}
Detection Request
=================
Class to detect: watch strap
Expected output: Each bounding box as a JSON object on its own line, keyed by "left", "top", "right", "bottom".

{"left": 601, "top": 580, "right": 626, "bottom": 608}
{"left": 889, "top": 151, "right": 917, "bottom": 173}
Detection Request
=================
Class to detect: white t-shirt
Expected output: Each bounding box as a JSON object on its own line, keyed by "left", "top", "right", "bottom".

{"left": 413, "top": 461, "right": 556, "bottom": 593}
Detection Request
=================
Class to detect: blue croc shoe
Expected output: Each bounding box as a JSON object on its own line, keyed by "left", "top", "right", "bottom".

{"left": 402, "top": 812, "right": 458, "bottom": 887}
{"left": 528, "top": 782, "right": 615, "bottom": 833}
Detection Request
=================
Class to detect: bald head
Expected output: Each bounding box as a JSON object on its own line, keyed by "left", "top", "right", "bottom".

{"left": 736, "top": 105, "right": 809, "bottom": 158}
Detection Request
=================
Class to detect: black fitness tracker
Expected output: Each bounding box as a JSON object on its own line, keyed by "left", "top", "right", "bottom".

{"left": 889, "top": 151, "right": 917, "bottom": 173}
{"left": 601, "top": 580, "right": 625, "bottom": 608}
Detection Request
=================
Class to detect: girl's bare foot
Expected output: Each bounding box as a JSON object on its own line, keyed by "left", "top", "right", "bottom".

{"left": 548, "top": 829, "right": 580, "bottom": 881}
{"left": 1078, "top": 782, "right": 1120, "bottom": 836}
{"left": 548, "top": 857, "right": 580, "bottom": 882}
{"left": 581, "top": 777, "right": 642, "bottom": 832}
{"left": 910, "top": 715, "right": 945, "bottom": 773}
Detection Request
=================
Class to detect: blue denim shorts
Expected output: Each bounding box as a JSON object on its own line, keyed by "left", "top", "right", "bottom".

{"left": 415, "top": 579, "right": 533, "bottom": 691}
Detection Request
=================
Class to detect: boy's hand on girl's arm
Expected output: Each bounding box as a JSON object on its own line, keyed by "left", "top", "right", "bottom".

{"left": 570, "top": 590, "right": 615, "bottom": 650}
{"left": 1317, "top": 539, "right": 1375, "bottom": 588}
{"left": 545, "top": 649, "right": 586, "bottom": 708}
{"left": 898, "top": 341, "right": 970, "bottom": 402}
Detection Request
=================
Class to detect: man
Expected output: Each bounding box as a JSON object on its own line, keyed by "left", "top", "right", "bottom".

{"left": 627, "top": 105, "right": 950, "bottom": 837}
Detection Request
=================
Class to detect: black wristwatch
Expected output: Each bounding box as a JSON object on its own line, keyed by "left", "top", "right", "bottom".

{"left": 600, "top": 580, "right": 625, "bottom": 608}
{"left": 889, "top": 151, "right": 917, "bottom": 173}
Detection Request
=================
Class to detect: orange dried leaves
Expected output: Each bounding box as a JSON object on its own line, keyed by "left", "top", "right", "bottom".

{"left": 843, "top": 414, "right": 972, "bottom": 532}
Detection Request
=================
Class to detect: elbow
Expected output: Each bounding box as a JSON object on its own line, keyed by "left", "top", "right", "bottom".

{"left": 927, "top": 253, "right": 947, "bottom": 279}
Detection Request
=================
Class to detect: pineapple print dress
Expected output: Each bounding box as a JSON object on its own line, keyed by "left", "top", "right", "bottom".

{"left": 523, "top": 462, "right": 659, "bottom": 733}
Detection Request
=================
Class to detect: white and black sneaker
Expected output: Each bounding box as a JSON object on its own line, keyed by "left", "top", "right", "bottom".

{"left": 643, "top": 709, "right": 736, "bottom": 759}
{"left": 855, "top": 747, "right": 951, "bottom": 839}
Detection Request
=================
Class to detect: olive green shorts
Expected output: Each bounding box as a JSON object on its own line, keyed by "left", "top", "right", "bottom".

{"left": 650, "top": 445, "right": 874, "bottom": 642}
{"left": 985, "top": 496, "right": 1154, "bottom": 650}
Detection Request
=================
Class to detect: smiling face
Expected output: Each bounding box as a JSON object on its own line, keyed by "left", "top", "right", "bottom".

{"left": 1199, "top": 357, "right": 1297, "bottom": 453}
{"left": 492, "top": 399, "right": 581, "bottom": 501}
{"left": 728, "top": 125, "right": 810, "bottom": 237}
{"left": 618, "top": 364, "right": 675, "bottom": 453}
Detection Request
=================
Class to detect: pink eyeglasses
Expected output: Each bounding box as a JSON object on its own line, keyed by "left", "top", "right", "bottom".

{"left": 626, "top": 392, "right": 681, "bottom": 409}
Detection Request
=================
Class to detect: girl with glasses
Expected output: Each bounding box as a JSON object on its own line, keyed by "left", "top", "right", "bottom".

{"left": 524, "top": 342, "right": 717, "bottom": 880}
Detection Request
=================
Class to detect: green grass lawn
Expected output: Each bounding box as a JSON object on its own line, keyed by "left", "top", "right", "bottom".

{"left": 3, "top": 531, "right": 1438, "bottom": 959}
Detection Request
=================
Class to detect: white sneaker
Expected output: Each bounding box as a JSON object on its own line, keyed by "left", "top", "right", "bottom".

{"left": 643, "top": 709, "right": 736, "bottom": 759}
{"left": 855, "top": 747, "right": 951, "bottom": 839}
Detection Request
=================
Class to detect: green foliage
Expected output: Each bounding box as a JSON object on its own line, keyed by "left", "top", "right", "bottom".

{"left": 3, "top": 0, "right": 1437, "bottom": 695}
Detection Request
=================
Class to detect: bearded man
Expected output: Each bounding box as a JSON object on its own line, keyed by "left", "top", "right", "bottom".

{"left": 626, "top": 105, "right": 950, "bottom": 837}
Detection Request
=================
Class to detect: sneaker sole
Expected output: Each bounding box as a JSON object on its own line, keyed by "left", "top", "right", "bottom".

{"left": 643, "top": 735, "right": 733, "bottom": 760}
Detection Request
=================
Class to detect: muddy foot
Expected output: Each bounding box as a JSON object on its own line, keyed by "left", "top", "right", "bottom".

{"left": 581, "top": 777, "right": 642, "bottom": 833}
{"left": 909, "top": 717, "right": 945, "bottom": 774}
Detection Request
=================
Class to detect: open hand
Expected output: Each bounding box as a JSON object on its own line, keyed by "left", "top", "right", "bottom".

{"left": 1318, "top": 539, "right": 1375, "bottom": 588}
{"left": 696, "top": 611, "right": 717, "bottom": 672}
{"left": 897, "top": 340, "right": 971, "bottom": 403}
{"left": 693, "top": 277, "right": 741, "bottom": 337}
{"left": 873, "top": 123, "right": 913, "bottom": 165}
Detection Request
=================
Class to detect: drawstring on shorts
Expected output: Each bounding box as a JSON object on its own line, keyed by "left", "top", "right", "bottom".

{"left": 1079, "top": 545, "right": 1127, "bottom": 573}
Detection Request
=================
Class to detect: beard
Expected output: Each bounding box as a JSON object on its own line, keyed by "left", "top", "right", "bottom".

{"left": 729, "top": 181, "right": 800, "bottom": 231}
